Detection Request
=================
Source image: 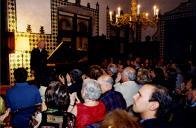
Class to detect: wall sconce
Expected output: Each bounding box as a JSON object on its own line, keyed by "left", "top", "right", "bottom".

{"left": 15, "top": 37, "right": 30, "bottom": 67}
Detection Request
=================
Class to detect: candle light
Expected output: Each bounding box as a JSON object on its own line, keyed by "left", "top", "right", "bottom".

{"left": 137, "top": 4, "right": 141, "bottom": 15}
{"left": 145, "top": 13, "right": 149, "bottom": 19}
{"left": 129, "top": 16, "right": 132, "bottom": 21}
{"left": 155, "top": 8, "right": 159, "bottom": 18}
{"left": 153, "top": 5, "right": 157, "bottom": 16}
{"left": 155, "top": 8, "right": 159, "bottom": 16}
{"left": 116, "top": 14, "right": 119, "bottom": 23}
{"left": 109, "top": 11, "right": 113, "bottom": 21}
{"left": 117, "top": 7, "right": 121, "bottom": 16}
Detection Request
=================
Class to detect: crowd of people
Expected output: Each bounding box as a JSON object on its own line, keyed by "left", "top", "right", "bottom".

{"left": 0, "top": 41, "right": 196, "bottom": 128}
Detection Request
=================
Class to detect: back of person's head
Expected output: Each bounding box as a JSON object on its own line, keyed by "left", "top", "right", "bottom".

{"left": 70, "top": 69, "right": 82, "bottom": 82}
{"left": 149, "top": 84, "right": 172, "bottom": 119}
{"left": 154, "top": 67, "right": 165, "bottom": 79}
{"left": 97, "top": 74, "right": 114, "bottom": 92}
{"left": 122, "top": 67, "right": 136, "bottom": 81}
{"left": 107, "top": 63, "right": 118, "bottom": 75}
{"left": 101, "top": 109, "right": 141, "bottom": 128}
{"left": 54, "top": 85, "right": 70, "bottom": 111}
{"left": 99, "top": 74, "right": 114, "bottom": 86}
{"left": 137, "top": 68, "right": 152, "bottom": 84}
{"left": 82, "top": 78, "right": 102, "bottom": 100}
{"left": 45, "top": 81, "right": 60, "bottom": 108}
{"left": 87, "top": 65, "right": 103, "bottom": 80}
{"left": 45, "top": 81, "right": 69, "bottom": 110}
{"left": 14, "top": 68, "right": 27, "bottom": 83}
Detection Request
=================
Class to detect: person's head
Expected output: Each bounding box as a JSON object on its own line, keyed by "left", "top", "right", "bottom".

{"left": 54, "top": 85, "right": 70, "bottom": 111}
{"left": 186, "top": 88, "right": 196, "bottom": 106}
{"left": 45, "top": 81, "right": 69, "bottom": 111}
{"left": 70, "top": 69, "right": 82, "bottom": 82}
{"left": 186, "top": 76, "right": 196, "bottom": 105}
{"left": 97, "top": 74, "right": 114, "bottom": 93}
{"left": 81, "top": 78, "right": 102, "bottom": 101}
{"left": 184, "top": 74, "right": 195, "bottom": 91}
{"left": 153, "top": 67, "right": 165, "bottom": 79}
{"left": 136, "top": 68, "right": 152, "bottom": 84}
{"left": 86, "top": 65, "right": 103, "bottom": 80}
{"left": 14, "top": 68, "right": 27, "bottom": 83}
{"left": 132, "top": 84, "right": 172, "bottom": 119}
{"left": 101, "top": 109, "right": 141, "bottom": 128}
{"left": 121, "top": 67, "right": 136, "bottom": 82}
{"left": 117, "top": 63, "right": 124, "bottom": 73}
{"left": 37, "top": 40, "right": 45, "bottom": 49}
{"left": 107, "top": 63, "right": 118, "bottom": 76}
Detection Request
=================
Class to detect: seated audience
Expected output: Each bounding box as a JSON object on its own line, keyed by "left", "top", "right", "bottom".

{"left": 68, "top": 78, "right": 106, "bottom": 128}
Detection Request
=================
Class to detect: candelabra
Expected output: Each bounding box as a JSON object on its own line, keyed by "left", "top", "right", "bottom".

{"left": 108, "top": 0, "right": 159, "bottom": 42}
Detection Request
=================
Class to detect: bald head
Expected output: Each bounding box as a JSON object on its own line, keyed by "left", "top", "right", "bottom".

{"left": 122, "top": 67, "right": 136, "bottom": 82}
{"left": 97, "top": 74, "right": 114, "bottom": 93}
{"left": 37, "top": 40, "right": 45, "bottom": 49}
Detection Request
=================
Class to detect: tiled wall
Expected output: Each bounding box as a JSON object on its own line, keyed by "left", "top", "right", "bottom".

{"left": 7, "top": 0, "right": 98, "bottom": 83}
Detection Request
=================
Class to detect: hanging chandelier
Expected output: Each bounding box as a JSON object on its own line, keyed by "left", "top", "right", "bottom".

{"left": 109, "top": 0, "right": 159, "bottom": 29}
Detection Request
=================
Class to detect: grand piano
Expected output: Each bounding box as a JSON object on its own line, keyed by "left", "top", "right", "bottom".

{"left": 47, "top": 41, "right": 89, "bottom": 74}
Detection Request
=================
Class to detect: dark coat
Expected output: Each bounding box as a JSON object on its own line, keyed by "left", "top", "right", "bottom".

{"left": 140, "top": 118, "right": 170, "bottom": 128}
{"left": 30, "top": 48, "right": 48, "bottom": 85}
{"left": 30, "top": 48, "right": 48, "bottom": 71}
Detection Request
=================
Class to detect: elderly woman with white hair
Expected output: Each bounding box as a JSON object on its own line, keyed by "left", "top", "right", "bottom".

{"left": 67, "top": 78, "right": 106, "bottom": 128}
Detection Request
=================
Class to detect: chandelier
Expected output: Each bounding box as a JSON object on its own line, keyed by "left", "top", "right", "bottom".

{"left": 109, "top": 0, "right": 159, "bottom": 29}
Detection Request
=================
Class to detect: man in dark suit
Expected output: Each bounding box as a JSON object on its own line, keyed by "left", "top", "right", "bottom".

{"left": 30, "top": 40, "right": 48, "bottom": 86}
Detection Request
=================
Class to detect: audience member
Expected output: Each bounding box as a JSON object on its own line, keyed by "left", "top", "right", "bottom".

{"left": 114, "top": 67, "right": 140, "bottom": 107}
{"left": 97, "top": 74, "right": 126, "bottom": 112}
{"left": 45, "top": 81, "right": 70, "bottom": 111}
{"left": 101, "top": 109, "right": 141, "bottom": 128}
{"left": 67, "top": 69, "right": 83, "bottom": 102}
{"left": 171, "top": 77, "right": 196, "bottom": 128}
{"left": 41, "top": 80, "right": 74, "bottom": 127}
{"left": 6, "top": 68, "right": 42, "bottom": 128}
{"left": 86, "top": 65, "right": 104, "bottom": 80}
{"left": 107, "top": 63, "right": 118, "bottom": 81}
{"left": 132, "top": 84, "right": 172, "bottom": 128}
{"left": 68, "top": 79, "right": 106, "bottom": 128}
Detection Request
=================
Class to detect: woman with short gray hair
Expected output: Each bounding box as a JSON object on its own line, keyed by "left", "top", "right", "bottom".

{"left": 81, "top": 79, "right": 102, "bottom": 100}
{"left": 68, "top": 78, "right": 106, "bottom": 128}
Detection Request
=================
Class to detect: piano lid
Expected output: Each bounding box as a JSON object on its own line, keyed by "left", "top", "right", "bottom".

{"left": 47, "top": 41, "right": 74, "bottom": 65}
{"left": 47, "top": 41, "right": 88, "bottom": 66}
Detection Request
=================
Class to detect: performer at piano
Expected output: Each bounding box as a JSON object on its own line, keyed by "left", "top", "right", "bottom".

{"left": 30, "top": 40, "right": 48, "bottom": 87}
